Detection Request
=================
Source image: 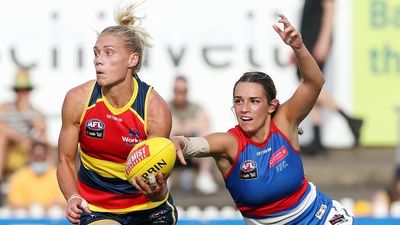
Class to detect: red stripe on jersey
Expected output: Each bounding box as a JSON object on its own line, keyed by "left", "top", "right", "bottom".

{"left": 236, "top": 178, "right": 308, "bottom": 216}
{"left": 78, "top": 181, "right": 149, "bottom": 209}
{"left": 80, "top": 102, "right": 147, "bottom": 164}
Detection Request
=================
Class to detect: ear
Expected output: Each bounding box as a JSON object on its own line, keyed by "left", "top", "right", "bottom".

{"left": 128, "top": 52, "right": 140, "bottom": 68}
{"left": 268, "top": 99, "right": 279, "bottom": 114}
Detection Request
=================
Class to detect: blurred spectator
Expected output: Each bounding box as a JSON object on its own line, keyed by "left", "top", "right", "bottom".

{"left": 168, "top": 76, "right": 218, "bottom": 195}
{"left": 6, "top": 141, "right": 65, "bottom": 210}
{"left": 390, "top": 165, "right": 400, "bottom": 202}
{"left": 353, "top": 199, "right": 372, "bottom": 217}
{"left": 0, "top": 68, "right": 47, "bottom": 187}
{"left": 371, "top": 189, "right": 391, "bottom": 217}
{"left": 293, "top": 0, "right": 363, "bottom": 155}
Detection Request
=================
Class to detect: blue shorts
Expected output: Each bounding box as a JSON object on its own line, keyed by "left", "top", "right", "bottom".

{"left": 80, "top": 195, "right": 177, "bottom": 225}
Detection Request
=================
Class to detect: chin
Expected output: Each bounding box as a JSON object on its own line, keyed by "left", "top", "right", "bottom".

{"left": 96, "top": 77, "right": 107, "bottom": 86}
{"left": 239, "top": 124, "right": 254, "bottom": 133}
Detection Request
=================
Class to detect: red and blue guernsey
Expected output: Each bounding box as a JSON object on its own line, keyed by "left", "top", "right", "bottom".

{"left": 225, "top": 123, "right": 352, "bottom": 225}
{"left": 77, "top": 78, "right": 169, "bottom": 213}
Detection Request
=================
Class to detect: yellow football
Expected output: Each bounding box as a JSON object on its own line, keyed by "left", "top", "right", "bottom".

{"left": 125, "top": 137, "right": 176, "bottom": 184}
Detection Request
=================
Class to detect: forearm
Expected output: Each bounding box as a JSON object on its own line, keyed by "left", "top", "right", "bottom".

{"left": 57, "top": 160, "right": 79, "bottom": 201}
{"left": 0, "top": 123, "right": 26, "bottom": 142}
{"left": 294, "top": 44, "right": 325, "bottom": 86}
{"left": 173, "top": 136, "right": 210, "bottom": 158}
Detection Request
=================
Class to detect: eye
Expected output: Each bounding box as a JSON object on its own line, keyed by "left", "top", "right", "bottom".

{"left": 93, "top": 50, "right": 99, "bottom": 57}
{"left": 105, "top": 50, "right": 114, "bottom": 56}
{"left": 233, "top": 98, "right": 243, "bottom": 104}
{"left": 251, "top": 99, "right": 260, "bottom": 104}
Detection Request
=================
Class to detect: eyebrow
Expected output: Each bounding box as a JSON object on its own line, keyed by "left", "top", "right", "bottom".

{"left": 233, "top": 96, "right": 262, "bottom": 99}
{"left": 93, "top": 45, "right": 116, "bottom": 50}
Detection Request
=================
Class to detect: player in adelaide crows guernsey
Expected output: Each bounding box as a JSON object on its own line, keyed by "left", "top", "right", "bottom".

{"left": 57, "top": 1, "right": 177, "bottom": 225}
{"left": 172, "top": 15, "right": 353, "bottom": 225}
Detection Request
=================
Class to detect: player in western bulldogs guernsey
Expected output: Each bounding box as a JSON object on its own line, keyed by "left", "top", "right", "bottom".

{"left": 57, "top": 2, "right": 177, "bottom": 225}
{"left": 172, "top": 15, "right": 353, "bottom": 225}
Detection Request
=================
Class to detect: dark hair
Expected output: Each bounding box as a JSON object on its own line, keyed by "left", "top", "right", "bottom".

{"left": 175, "top": 75, "right": 187, "bottom": 83}
{"left": 32, "top": 140, "right": 50, "bottom": 150}
{"left": 233, "top": 71, "right": 277, "bottom": 102}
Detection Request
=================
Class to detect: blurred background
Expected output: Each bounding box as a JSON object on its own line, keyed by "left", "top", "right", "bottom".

{"left": 0, "top": 0, "right": 399, "bottom": 224}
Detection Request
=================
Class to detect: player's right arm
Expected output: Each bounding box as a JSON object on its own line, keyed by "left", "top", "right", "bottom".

{"left": 57, "top": 81, "right": 93, "bottom": 224}
{"left": 172, "top": 132, "right": 238, "bottom": 175}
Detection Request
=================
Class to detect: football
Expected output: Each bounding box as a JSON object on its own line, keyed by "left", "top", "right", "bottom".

{"left": 125, "top": 137, "right": 176, "bottom": 184}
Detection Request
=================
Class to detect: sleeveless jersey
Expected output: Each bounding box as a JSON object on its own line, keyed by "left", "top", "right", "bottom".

{"left": 77, "top": 78, "right": 168, "bottom": 213}
{"left": 225, "top": 123, "right": 337, "bottom": 224}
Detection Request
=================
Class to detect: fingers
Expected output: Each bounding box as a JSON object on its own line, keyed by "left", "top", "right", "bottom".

{"left": 171, "top": 137, "right": 188, "bottom": 165}
{"left": 80, "top": 198, "right": 92, "bottom": 214}
{"left": 66, "top": 200, "right": 83, "bottom": 224}
{"left": 66, "top": 211, "right": 81, "bottom": 224}
{"left": 132, "top": 173, "right": 167, "bottom": 202}
{"left": 177, "top": 151, "right": 187, "bottom": 165}
{"left": 273, "top": 14, "right": 302, "bottom": 49}
{"left": 148, "top": 173, "right": 158, "bottom": 190}
{"left": 133, "top": 174, "right": 157, "bottom": 193}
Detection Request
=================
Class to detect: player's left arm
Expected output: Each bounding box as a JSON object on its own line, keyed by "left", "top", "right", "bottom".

{"left": 146, "top": 88, "right": 172, "bottom": 139}
{"left": 132, "top": 88, "right": 172, "bottom": 201}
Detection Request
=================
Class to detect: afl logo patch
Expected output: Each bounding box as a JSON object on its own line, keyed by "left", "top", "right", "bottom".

{"left": 85, "top": 119, "right": 105, "bottom": 139}
{"left": 240, "top": 160, "right": 257, "bottom": 180}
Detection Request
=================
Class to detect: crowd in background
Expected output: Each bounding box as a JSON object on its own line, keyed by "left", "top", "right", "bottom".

{"left": 0, "top": 68, "right": 399, "bottom": 220}
{"left": 0, "top": 69, "right": 65, "bottom": 218}
{"left": 0, "top": 0, "right": 397, "bottom": 221}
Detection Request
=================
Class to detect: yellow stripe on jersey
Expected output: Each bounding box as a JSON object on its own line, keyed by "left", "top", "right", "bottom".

{"left": 166, "top": 196, "right": 177, "bottom": 224}
{"left": 80, "top": 149, "right": 126, "bottom": 179}
{"left": 102, "top": 78, "right": 139, "bottom": 115}
{"left": 128, "top": 107, "right": 145, "bottom": 124}
{"left": 88, "top": 193, "right": 170, "bottom": 213}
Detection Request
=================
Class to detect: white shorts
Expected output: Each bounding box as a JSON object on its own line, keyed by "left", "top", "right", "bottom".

{"left": 323, "top": 200, "right": 354, "bottom": 225}
{"left": 243, "top": 184, "right": 353, "bottom": 225}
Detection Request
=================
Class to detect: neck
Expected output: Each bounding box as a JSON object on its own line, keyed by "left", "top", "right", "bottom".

{"left": 102, "top": 77, "right": 134, "bottom": 108}
{"left": 14, "top": 98, "right": 30, "bottom": 111}
{"left": 173, "top": 101, "right": 188, "bottom": 110}
{"left": 248, "top": 118, "right": 272, "bottom": 143}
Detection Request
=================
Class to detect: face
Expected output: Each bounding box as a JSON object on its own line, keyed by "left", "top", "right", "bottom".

{"left": 173, "top": 79, "right": 188, "bottom": 106}
{"left": 30, "top": 144, "right": 48, "bottom": 162}
{"left": 93, "top": 34, "right": 138, "bottom": 87}
{"left": 233, "top": 82, "right": 274, "bottom": 135}
{"left": 14, "top": 88, "right": 31, "bottom": 99}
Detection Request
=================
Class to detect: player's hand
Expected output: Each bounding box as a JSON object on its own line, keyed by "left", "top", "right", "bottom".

{"left": 272, "top": 14, "right": 303, "bottom": 49}
{"left": 171, "top": 136, "right": 187, "bottom": 165}
{"left": 65, "top": 194, "right": 91, "bottom": 224}
{"left": 132, "top": 173, "right": 168, "bottom": 202}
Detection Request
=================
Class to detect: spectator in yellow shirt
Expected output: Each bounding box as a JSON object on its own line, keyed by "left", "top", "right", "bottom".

{"left": 7, "top": 141, "right": 65, "bottom": 210}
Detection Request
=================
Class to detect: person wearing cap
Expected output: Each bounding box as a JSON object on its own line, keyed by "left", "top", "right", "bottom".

{"left": 0, "top": 68, "right": 47, "bottom": 187}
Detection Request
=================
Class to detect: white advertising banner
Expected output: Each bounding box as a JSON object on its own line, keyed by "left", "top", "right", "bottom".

{"left": 0, "top": 0, "right": 352, "bottom": 147}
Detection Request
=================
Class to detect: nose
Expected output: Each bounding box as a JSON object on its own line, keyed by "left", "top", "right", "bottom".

{"left": 94, "top": 54, "right": 103, "bottom": 66}
{"left": 239, "top": 101, "right": 251, "bottom": 114}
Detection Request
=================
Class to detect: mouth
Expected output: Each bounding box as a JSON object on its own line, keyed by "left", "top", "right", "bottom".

{"left": 240, "top": 116, "right": 253, "bottom": 122}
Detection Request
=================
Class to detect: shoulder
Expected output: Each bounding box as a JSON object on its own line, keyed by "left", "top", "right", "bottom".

{"left": 146, "top": 89, "right": 172, "bottom": 137}
{"left": 65, "top": 80, "right": 95, "bottom": 102}
{"left": 148, "top": 89, "right": 169, "bottom": 109}
{"left": 61, "top": 80, "right": 96, "bottom": 120}
{"left": 227, "top": 126, "right": 244, "bottom": 139}
{"left": 0, "top": 102, "right": 9, "bottom": 112}
{"left": 147, "top": 89, "right": 171, "bottom": 120}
